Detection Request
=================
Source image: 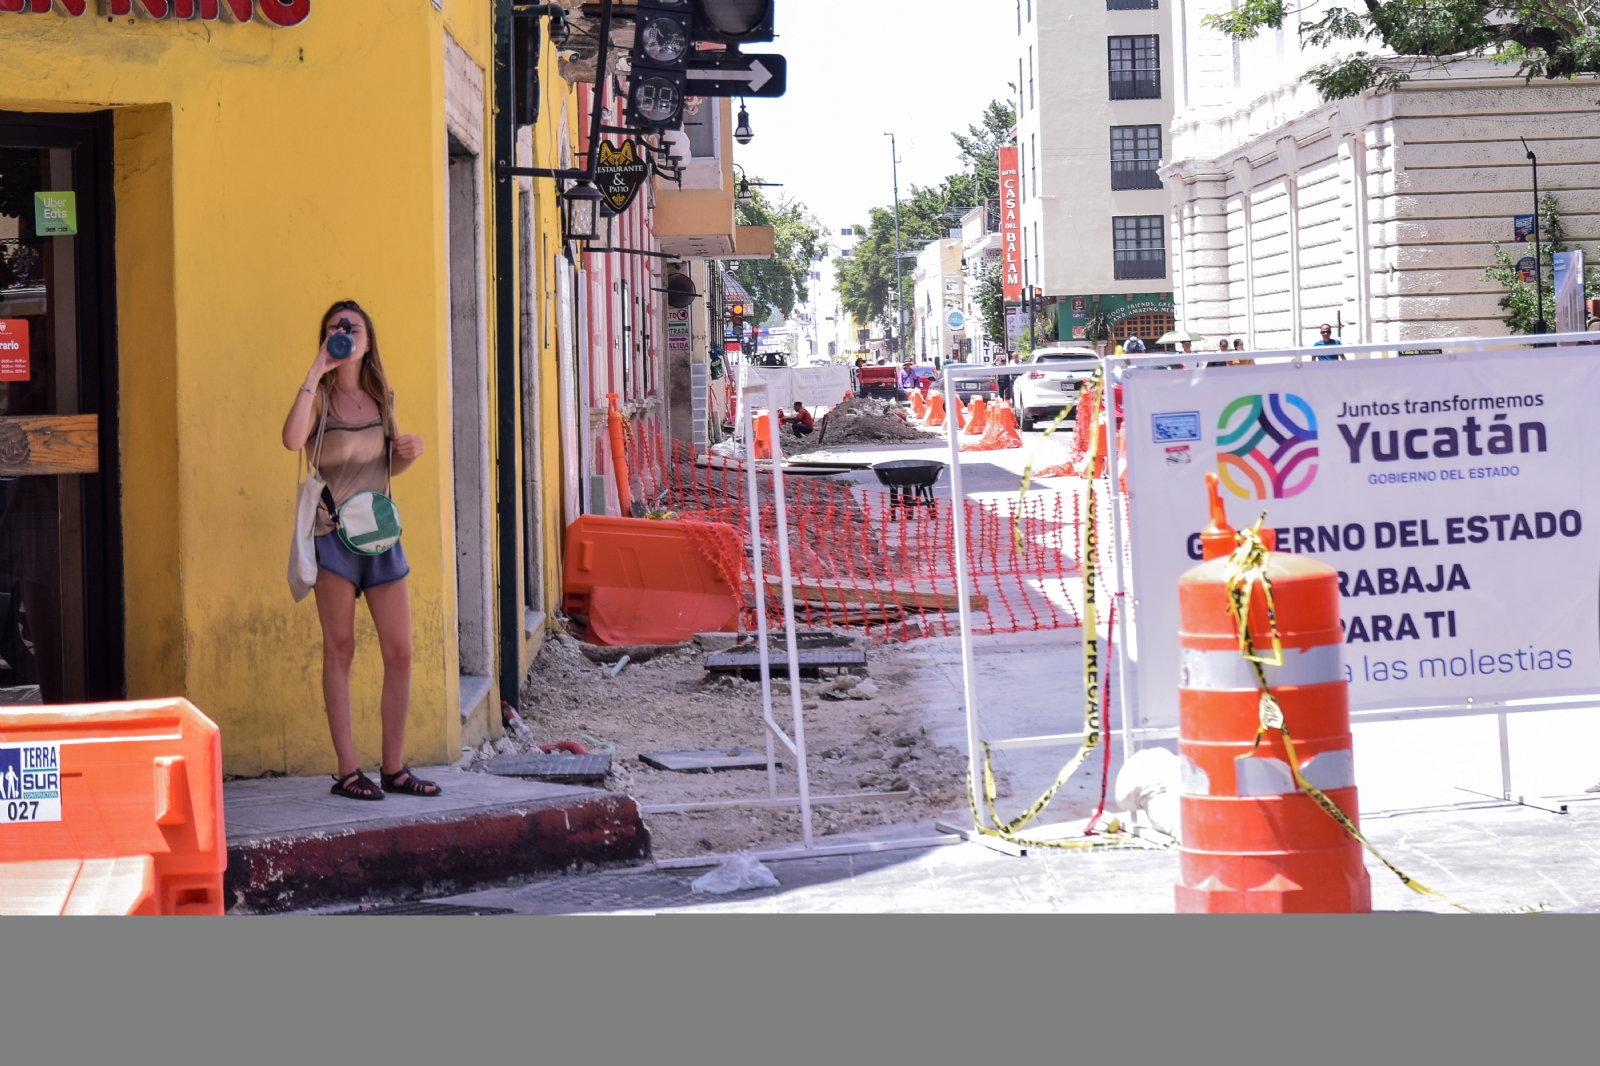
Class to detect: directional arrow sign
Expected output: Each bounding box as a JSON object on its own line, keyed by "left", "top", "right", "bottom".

{"left": 684, "top": 53, "right": 787, "bottom": 98}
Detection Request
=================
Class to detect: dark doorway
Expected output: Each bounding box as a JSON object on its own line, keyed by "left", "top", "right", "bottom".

{"left": 0, "top": 111, "right": 123, "bottom": 704}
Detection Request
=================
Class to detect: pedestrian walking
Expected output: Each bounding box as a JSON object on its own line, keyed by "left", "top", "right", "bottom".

{"left": 282, "top": 300, "right": 439, "bottom": 802}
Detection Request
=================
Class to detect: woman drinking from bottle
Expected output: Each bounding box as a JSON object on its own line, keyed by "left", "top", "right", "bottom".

{"left": 281, "top": 300, "right": 438, "bottom": 800}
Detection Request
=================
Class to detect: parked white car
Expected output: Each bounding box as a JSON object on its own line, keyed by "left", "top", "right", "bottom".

{"left": 1012, "top": 346, "right": 1097, "bottom": 430}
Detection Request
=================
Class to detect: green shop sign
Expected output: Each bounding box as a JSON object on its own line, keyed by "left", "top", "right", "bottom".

{"left": 34, "top": 192, "right": 77, "bottom": 237}
{"left": 1061, "top": 292, "right": 1173, "bottom": 340}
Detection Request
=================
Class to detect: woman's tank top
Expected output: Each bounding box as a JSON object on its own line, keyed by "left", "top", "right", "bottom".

{"left": 308, "top": 393, "right": 391, "bottom": 537}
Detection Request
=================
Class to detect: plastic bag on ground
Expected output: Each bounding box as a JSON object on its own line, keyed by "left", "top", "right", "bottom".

{"left": 1114, "top": 746, "right": 1182, "bottom": 840}
{"left": 691, "top": 852, "right": 781, "bottom": 894}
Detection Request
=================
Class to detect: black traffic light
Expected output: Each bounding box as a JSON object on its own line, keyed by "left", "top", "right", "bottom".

{"left": 697, "top": 0, "right": 775, "bottom": 45}
{"left": 627, "top": 0, "right": 694, "bottom": 131}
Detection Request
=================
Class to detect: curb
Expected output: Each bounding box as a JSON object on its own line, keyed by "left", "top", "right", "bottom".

{"left": 224, "top": 792, "right": 651, "bottom": 913}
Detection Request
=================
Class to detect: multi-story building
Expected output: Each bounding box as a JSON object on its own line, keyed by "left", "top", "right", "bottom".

{"left": 1163, "top": 8, "right": 1600, "bottom": 346}
{"left": 1014, "top": 0, "right": 1177, "bottom": 347}
{"left": 0, "top": 3, "right": 758, "bottom": 779}
{"left": 912, "top": 236, "right": 966, "bottom": 363}
{"left": 961, "top": 202, "right": 1003, "bottom": 361}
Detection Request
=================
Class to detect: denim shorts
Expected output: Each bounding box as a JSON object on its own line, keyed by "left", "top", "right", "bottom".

{"left": 315, "top": 533, "right": 410, "bottom": 596}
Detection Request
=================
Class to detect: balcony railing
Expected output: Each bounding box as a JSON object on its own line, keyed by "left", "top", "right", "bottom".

{"left": 1113, "top": 249, "right": 1166, "bottom": 280}
{"left": 1107, "top": 0, "right": 1158, "bottom": 8}
{"left": 1111, "top": 159, "right": 1163, "bottom": 190}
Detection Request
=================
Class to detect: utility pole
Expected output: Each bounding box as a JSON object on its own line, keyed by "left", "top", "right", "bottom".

{"left": 1522, "top": 137, "right": 1548, "bottom": 334}
{"left": 885, "top": 132, "right": 904, "bottom": 350}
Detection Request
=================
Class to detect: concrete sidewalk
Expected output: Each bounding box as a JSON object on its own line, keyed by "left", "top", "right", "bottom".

{"left": 426, "top": 797, "right": 1600, "bottom": 915}
{"left": 224, "top": 767, "right": 649, "bottom": 913}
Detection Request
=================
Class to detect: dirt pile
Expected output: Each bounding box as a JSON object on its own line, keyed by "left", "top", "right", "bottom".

{"left": 498, "top": 631, "right": 969, "bottom": 859}
{"left": 781, "top": 395, "right": 936, "bottom": 454}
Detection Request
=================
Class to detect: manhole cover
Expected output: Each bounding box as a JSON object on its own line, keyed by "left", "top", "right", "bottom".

{"left": 483, "top": 752, "right": 612, "bottom": 782}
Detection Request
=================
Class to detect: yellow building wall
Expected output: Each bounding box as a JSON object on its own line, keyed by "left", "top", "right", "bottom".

{"left": 0, "top": 6, "right": 496, "bottom": 776}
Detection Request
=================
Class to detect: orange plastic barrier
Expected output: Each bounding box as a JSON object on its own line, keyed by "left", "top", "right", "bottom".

{"left": 910, "top": 391, "right": 926, "bottom": 419}
{"left": 563, "top": 514, "right": 742, "bottom": 646}
{"left": 960, "top": 403, "right": 1024, "bottom": 452}
{"left": 966, "top": 398, "right": 989, "bottom": 436}
{"left": 0, "top": 699, "right": 225, "bottom": 915}
{"left": 953, "top": 396, "right": 968, "bottom": 430}
{"left": 924, "top": 394, "right": 947, "bottom": 428}
{"left": 1175, "top": 543, "right": 1370, "bottom": 913}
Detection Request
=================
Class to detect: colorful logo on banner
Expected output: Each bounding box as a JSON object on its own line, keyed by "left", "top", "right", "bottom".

{"left": 1216, "top": 392, "right": 1319, "bottom": 499}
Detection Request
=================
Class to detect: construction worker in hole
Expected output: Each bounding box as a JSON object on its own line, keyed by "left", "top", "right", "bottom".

{"left": 779, "top": 400, "right": 815, "bottom": 436}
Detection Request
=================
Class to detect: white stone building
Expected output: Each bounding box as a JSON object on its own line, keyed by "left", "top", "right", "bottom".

{"left": 913, "top": 236, "right": 966, "bottom": 363}
{"left": 1164, "top": 10, "right": 1600, "bottom": 346}
{"left": 1016, "top": 0, "right": 1177, "bottom": 345}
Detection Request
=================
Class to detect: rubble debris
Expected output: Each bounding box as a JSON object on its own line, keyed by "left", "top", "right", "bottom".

{"left": 579, "top": 642, "right": 690, "bottom": 665}
{"left": 780, "top": 395, "right": 936, "bottom": 455}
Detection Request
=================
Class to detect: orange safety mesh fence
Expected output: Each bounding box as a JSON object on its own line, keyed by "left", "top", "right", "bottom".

{"left": 624, "top": 429, "right": 1086, "bottom": 641}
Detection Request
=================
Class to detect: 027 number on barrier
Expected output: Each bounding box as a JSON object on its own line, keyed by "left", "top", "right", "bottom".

{"left": 0, "top": 741, "right": 62, "bottom": 824}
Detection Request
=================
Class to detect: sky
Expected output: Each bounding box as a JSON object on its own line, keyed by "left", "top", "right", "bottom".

{"left": 731, "top": 0, "right": 1017, "bottom": 250}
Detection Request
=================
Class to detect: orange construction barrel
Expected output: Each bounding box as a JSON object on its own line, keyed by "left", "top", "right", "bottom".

{"left": 1175, "top": 550, "right": 1371, "bottom": 913}
{"left": 0, "top": 699, "right": 225, "bottom": 915}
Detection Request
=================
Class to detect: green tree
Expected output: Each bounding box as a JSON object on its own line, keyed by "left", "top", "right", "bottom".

{"left": 1206, "top": 1, "right": 1600, "bottom": 101}
{"left": 834, "top": 99, "right": 1017, "bottom": 339}
{"left": 1483, "top": 192, "right": 1600, "bottom": 332}
{"left": 975, "top": 263, "right": 1005, "bottom": 351}
{"left": 731, "top": 184, "right": 823, "bottom": 327}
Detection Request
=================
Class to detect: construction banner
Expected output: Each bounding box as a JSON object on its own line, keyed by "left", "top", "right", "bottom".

{"left": 1123, "top": 350, "right": 1600, "bottom": 727}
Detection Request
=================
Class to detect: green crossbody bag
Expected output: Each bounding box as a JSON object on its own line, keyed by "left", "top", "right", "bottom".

{"left": 312, "top": 405, "right": 403, "bottom": 557}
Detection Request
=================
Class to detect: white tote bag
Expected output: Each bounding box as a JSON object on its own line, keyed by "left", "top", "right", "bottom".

{"left": 288, "top": 405, "right": 328, "bottom": 602}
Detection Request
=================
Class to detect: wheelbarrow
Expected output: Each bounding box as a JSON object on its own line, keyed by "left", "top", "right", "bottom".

{"left": 871, "top": 459, "right": 945, "bottom": 517}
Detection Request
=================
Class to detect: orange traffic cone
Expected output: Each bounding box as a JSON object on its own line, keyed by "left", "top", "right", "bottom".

{"left": 966, "top": 397, "right": 989, "bottom": 436}
{"left": 961, "top": 402, "right": 1024, "bottom": 451}
{"left": 925, "top": 393, "right": 947, "bottom": 427}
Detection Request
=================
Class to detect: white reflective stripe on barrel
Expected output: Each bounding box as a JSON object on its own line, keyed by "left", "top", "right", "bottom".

{"left": 1179, "top": 644, "right": 1344, "bottom": 691}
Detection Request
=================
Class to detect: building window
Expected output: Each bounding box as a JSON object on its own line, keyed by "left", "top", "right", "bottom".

{"left": 1020, "top": 142, "right": 1027, "bottom": 203}
{"left": 1031, "top": 134, "right": 1038, "bottom": 196}
{"left": 1034, "top": 221, "right": 1040, "bottom": 285}
{"left": 1113, "top": 215, "right": 1166, "bottom": 280}
{"left": 1110, "top": 125, "right": 1163, "bottom": 190}
{"left": 841, "top": 227, "right": 853, "bottom": 236}
{"left": 1107, "top": 0, "right": 1158, "bottom": 8}
{"left": 1018, "top": 57, "right": 1025, "bottom": 114}
{"left": 1109, "top": 36, "right": 1160, "bottom": 99}
{"left": 1029, "top": 46, "right": 1035, "bottom": 110}
{"left": 1116, "top": 312, "right": 1173, "bottom": 345}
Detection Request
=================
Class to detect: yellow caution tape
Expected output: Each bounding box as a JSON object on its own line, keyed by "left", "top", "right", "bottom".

{"left": 1224, "top": 522, "right": 1547, "bottom": 913}
{"left": 965, "top": 380, "right": 1165, "bottom": 852}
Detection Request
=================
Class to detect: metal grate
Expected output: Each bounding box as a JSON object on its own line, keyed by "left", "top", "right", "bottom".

{"left": 330, "top": 901, "right": 515, "bottom": 916}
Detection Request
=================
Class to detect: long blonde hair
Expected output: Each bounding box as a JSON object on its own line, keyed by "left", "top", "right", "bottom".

{"left": 316, "top": 299, "right": 397, "bottom": 437}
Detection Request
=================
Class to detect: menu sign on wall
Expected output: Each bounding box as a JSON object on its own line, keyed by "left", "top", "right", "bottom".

{"left": 0, "top": 320, "right": 29, "bottom": 382}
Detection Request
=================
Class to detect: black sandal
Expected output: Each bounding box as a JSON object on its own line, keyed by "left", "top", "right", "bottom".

{"left": 381, "top": 765, "right": 441, "bottom": 797}
{"left": 331, "top": 769, "right": 385, "bottom": 801}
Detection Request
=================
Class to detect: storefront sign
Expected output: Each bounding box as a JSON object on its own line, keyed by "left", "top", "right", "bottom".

{"left": 665, "top": 305, "right": 691, "bottom": 352}
{"left": 596, "top": 140, "right": 650, "bottom": 215}
{"left": 0, "top": 320, "right": 29, "bottom": 382}
{"left": 0, "top": 1, "right": 309, "bottom": 26}
{"left": 1125, "top": 351, "right": 1600, "bottom": 727}
{"left": 998, "top": 146, "right": 1021, "bottom": 302}
{"left": 1513, "top": 214, "right": 1535, "bottom": 242}
{"left": 33, "top": 191, "right": 75, "bottom": 236}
